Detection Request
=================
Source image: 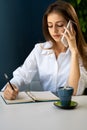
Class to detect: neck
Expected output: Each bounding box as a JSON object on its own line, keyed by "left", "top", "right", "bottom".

{"left": 53, "top": 42, "right": 68, "bottom": 58}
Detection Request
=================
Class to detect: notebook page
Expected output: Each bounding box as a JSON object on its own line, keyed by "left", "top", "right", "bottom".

{"left": 27, "top": 91, "right": 59, "bottom": 101}
{"left": 1, "top": 92, "right": 34, "bottom": 104}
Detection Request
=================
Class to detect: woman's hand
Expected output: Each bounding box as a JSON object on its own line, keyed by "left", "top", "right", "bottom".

{"left": 62, "top": 24, "right": 78, "bottom": 54}
{"left": 3, "top": 83, "right": 19, "bottom": 100}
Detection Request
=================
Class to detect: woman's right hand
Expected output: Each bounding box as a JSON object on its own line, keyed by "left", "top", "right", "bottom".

{"left": 3, "top": 83, "right": 19, "bottom": 100}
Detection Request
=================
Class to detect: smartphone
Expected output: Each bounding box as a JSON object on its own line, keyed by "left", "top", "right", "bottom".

{"left": 61, "top": 20, "right": 71, "bottom": 47}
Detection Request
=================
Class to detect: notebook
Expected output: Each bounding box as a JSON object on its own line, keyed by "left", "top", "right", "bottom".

{"left": 1, "top": 91, "right": 59, "bottom": 104}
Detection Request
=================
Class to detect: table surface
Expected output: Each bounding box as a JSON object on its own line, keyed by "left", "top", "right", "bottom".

{"left": 0, "top": 93, "right": 87, "bottom": 130}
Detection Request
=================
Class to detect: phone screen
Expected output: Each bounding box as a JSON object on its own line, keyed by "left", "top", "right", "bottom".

{"left": 61, "top": 20, "right": 71, "bottom": 47}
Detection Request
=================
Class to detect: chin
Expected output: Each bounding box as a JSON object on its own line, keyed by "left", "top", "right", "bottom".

{"left": 54, "top": 39, "right": 60, "bottom": 43}
{"left": 53, "top": 37, "right": 61, "bottom": 43}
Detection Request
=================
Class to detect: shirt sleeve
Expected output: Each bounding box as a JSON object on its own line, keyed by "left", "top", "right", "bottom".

{"left": 10, "top": 47, "right": 38, "bottom": 91}
{"left": 76, "top": 66, "right": 87, "bottom": 95}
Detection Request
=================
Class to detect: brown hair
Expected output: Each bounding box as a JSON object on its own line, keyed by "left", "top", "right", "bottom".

{"left": 42, "top": 0, "right": 87, "bottom": 70}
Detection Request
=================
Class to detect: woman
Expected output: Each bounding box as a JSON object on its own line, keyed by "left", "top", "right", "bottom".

{"left": 3, "top": 0, "right": 87, "bottom": 100}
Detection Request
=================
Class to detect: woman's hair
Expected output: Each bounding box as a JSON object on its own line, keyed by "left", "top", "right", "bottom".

{"left": 42, "top": 0, "right": 87, "bottom": 70}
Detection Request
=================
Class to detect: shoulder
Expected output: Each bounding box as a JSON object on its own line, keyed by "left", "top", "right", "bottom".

{"left": 33, "top": 41, "right": 53, "bottom": 53}
{"left": 35, "top": 41, "right": 52, "bottom": 48}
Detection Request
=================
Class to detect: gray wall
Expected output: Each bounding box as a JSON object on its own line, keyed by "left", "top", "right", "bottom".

{"left": 0, "top": 0, "right": 55, "bottom": 90}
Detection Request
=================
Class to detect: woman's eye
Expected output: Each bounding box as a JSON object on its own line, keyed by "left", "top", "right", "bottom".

{"left": 47, "top": 24, "right": 64, "bottom": 28}
{"left": 57, "top": 24, "right": 64, "bottom": 27}
{"left": 48, "top": 25, "right": 53, "bottom": 28}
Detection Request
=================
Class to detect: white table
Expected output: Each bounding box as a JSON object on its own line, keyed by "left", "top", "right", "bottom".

{"left": 0, "top": 94, "right": 87, "bottom": 130}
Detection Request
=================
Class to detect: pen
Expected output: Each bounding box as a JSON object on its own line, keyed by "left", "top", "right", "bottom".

{"left": 4, "top": 73, "right": 14, "bottom": 90}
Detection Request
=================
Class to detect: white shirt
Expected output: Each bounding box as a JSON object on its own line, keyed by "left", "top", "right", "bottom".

{"left": 9, "top": 41, "right": 87, "bottom": 95}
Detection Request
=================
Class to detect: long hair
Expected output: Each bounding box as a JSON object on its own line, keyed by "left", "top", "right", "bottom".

{"left": 42, "top": 0, "right": 87, "bottom": 69}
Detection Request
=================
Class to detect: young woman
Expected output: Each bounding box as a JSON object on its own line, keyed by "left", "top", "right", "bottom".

{"left": 3, "top": 0, "right": 87, "bottom": 100}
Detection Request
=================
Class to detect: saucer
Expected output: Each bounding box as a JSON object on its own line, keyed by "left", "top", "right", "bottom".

{"left": 54, "top": 100, "right": 78, "bottom": 109}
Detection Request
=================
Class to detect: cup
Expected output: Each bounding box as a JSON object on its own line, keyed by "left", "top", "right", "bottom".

{"left": 57, "top": 86, "right": 74, "bottom": 107}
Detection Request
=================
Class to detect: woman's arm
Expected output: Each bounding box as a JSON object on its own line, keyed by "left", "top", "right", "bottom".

{"left": 3, "top": 45, "right": 38, "bottom": 100}
{"left": 63, "top": 24, "right": 80, "bottom": 95}
{"left": 68, "top": 50, "right": 80, "bottom": 95}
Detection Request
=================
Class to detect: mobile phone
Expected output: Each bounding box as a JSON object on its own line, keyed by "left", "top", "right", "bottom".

{"left": 61, "top": 20, "right": 71, "bottom": 47}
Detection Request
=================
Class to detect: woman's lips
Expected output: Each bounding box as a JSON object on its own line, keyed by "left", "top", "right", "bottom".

{"left": 53, "top": 35, "right": 61, "bottom": 38}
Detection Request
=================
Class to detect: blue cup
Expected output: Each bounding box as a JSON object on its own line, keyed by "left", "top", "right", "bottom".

{"left": 57, "top": 86, "right": 74, "bottom": 107}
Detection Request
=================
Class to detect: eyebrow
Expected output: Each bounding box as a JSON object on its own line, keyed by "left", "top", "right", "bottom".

{"left": 48, "top": 20, "right": 65, "bottom": 24}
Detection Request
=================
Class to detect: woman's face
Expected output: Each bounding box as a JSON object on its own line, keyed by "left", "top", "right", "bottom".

{"left": 47, "top": 12, "right": 67, "bottom": 43}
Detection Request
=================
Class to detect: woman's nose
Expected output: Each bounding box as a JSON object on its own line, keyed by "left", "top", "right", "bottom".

{"left": 53, "top": 26, "right": 58, "bottom": 33}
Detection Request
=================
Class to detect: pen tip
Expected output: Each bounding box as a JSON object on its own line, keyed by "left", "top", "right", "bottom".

{"left": 4, "top": 73, "right": 8, "bottom": 79}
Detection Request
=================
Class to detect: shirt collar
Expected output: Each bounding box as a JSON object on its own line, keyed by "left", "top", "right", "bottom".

{"left": 41, "top": 41, "right": 54, "bottom": 55}
{"left": 40, "top": 41, "right": 70, "bottom": 55}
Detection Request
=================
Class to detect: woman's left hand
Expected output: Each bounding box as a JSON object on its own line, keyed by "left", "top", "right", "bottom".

{"left": 62, "top": 24, "right": 78, "bottom": 54}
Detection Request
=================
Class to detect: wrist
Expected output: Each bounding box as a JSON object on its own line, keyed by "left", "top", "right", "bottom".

{"left": 71, "top": 48, "right": 78, "bottom": 57}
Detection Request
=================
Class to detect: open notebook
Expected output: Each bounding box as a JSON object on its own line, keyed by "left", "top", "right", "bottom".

{"left": 1, "top": 91, "right": 59, "bottom": 104}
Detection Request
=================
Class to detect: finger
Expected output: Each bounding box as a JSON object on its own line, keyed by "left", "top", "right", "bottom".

{"left": 4, "top": 90, "right": 17, "bottom": 100}
{"left": 64, "top": 27, "right": 76, "bottom": 41}
{"left": 4, "top": 85, "right": 18, "bottom": 100}
{"left": 4, "top": 90, "right": 14, "bottom": 100}
{"left": 64, "top": 27, "right": 71, "bottom": 37}
{"left": 12, "top": 85, "right": 19, "bottom": 96}
{"left": 4, "top": 93, "right": 16, "bottom": 100}
{"left": 7, "top": 84, "right": 19, "bottom": 94}
{"left": 70, "top": 23, "right": 73, "bottom": 32}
